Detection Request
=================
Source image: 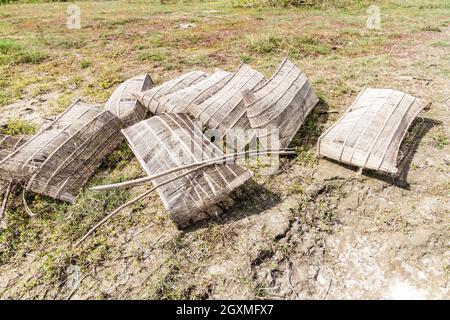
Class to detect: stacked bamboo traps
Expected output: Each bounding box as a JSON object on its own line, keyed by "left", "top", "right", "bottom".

{"left": 0, "top": 56, "right": 427, "bottom": 233}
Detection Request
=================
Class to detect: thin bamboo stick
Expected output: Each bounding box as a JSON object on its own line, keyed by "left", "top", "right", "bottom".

{"left": 0, "top": 183, "right": 12, "bottom": 221}
{"left": 74, "top": 163, "right": 213, "bottom": 247}
{"left": 90, "top": 148, "right": 295, "bottom": 192}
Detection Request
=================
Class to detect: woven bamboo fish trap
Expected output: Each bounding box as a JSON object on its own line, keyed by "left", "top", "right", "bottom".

{"left": 105, "top": 74, "right": 153, "bottom": 126}
{"left": 136, "top": 70, "right": 208, "bottom": 115}
{"left": 122, "top": 113, "right": 252, "bottom": 228}
{"left": 242, "top": 58, "right": 319, "bottom": 149}
{"left": 152, "top": 70, "right": 232, "bottom": 114}
{"left": 317, "top": 88, "right": 424, "bottom": 174}
{"left": 0, "top": 134, "right": 27, "bottom": 190}
{"left": 186, "top": 64, "right": 265, "bottom": 149}
{"left": 0, "top": 99, "right": 123, "bottom": 202}
{"left": 0, "top": 134, "right": 27, "bottom": 165}
{"left": 0, "top": 134, "right": 27, "bottom": 219}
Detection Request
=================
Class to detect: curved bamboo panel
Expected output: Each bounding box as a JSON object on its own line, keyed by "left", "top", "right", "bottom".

{"left": 136, "top": 71, "right": 208, "bottom": 115}
{"left": 156, "top": 70, "right": 232, "bottom": 114}
{"left": 0, "top": 134, "right": 27, "bottom": 195}
{"left": 242, "top": 58, "right": 318, "bottom": 149}
{"left": 122, "top": 113, "right": 252, "bottom": 228}
{"left": 187, "top": 64, "right": 265, "bottom": 149}
{"left": 0, "top": 134, "right": 27, "bottom": 164}
{"left": 105, "top": 74, "right": 153, "bottom": 126}
{"left": 0, "top": 99, "right": 123, "bottom": 202}
{"left": 318, "top": 88, "right": 424, "bottom": 174}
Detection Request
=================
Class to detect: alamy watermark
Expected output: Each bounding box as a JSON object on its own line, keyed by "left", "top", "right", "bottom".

{"left": 367, "top": 5, "right": 381, "bottom": 30}
{"left": 166, "top": 121, "right": 283, "bottom": 176}
{"left": 67, "top": 4, "right": 81, "bottom": 30}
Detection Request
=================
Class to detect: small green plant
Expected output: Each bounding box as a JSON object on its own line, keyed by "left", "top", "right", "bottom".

{"left": 239, "top": 54, "right": 252, "bottom": 63}
{"left": 138, "top": 49, "right": 167, "bottom": 62}
{"left": 432, "top": 133, "right": 449, "bottom": 149}
{"left": 0, "top": 119, "right": 37, "bottom": 136}
{"left": 248, "top": 36, "right": 282, "bottom": 55}
{"left": 80, "top": 59, "right": 92, "bottom": 69}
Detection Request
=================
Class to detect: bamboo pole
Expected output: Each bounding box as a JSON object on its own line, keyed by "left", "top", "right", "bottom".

{"left": 74, "top": 163, "right": 214, "bottom": 247}
{"left": 90, "top": 148, "right": 296, "bottom": 192}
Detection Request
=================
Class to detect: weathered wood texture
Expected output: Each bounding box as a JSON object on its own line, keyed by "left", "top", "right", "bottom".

{"left": 187, "top": 64, "right": 265, "bottom": 149}
{"left": 318, "top": 88, "right": 424, "bottom": 174}
{"left": 105, "top": 74, "right": 153, "bottom": 126}
{"left": 0, "top": 99, "right": 123, "bottom": 202}
{"left": 242, "top": 58, "right": 318, "bottom": 149}
{"left": 153, "top": 70, "right": 232, "bottom": 114}
{"left": 136, "top": 71, "right": 208, "bottom": 114}
{"left": 122, "top": 113, "right": 252, "bottom": 228}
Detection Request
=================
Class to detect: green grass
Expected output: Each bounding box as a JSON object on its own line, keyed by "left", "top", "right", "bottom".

{"left": 0, "top": 38, "right": 47, "bottom": 65}
{"left": 0, "top": 118, "right": 37, "bottom": 135}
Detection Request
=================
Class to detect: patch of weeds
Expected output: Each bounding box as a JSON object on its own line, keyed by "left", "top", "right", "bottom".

{"left": 248, "top": 36, "right": 282, "bottom": 55}
{"left": 0, "top": 118, "right": 37, "bottom": 136}
{"left": 293, "top": 146, "right": 316, "bottom": 167}
{"left": 239, "top": 54, "right": 252, "bottom": 63}
{"left": 0, "top": 203, "right": 33, "bottom": 263}
{"left": 289, "top": 36, "right": 331, "bottom": 57}
{"left": 68, "top": 75, "right": 83, "bottom": 88}
{"left": 50, "top": 93, "right": 74, "bottom": 115}
{"left": 181, "top": 54, "right": 210, "bottom": 67}
{"left": 147, "top": 34, "right": 164, "bottom": 47}
{"left": 96, "top": 67, "right": 124, "bottom": 90}
{"left": 138, "top": 49, "right": 168, "bottom": 62}
{"left": 421, "top": 25, "right": 441, "bottom": 32}
{"left": 38, "top": 248, "right": 72, "bottom": 285}
{"left": 80, "top": 59, "right": 92, "bottom": 69}
{"left": 54, "top": 37, "right": 86, "bottom": 49}
{"left": 291, "top": 107, "right": 325, "bottom": 148}
{"left": 0, "top": 38, "right": 21, "bottom": 54}
{"left": 101, "top": 141, "right": 134, "bottom": 170}
{"left": 432, "top": 133, "right": 448, "bottom": 149}
{"left": 287, "top": 181, "right": 304, "bottom": 194}
{"left": 18, "top": 49, "right": 48, "bottom": 64}
{"left": 0, "top": 39, "right": 48, "bottom": 65}
{"left": 431, "top": 40, "right": 449, "bottom": 47}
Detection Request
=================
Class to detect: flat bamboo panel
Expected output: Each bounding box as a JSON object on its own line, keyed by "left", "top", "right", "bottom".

{"left": 122, "top": 113, "right": 252, "bottom": 228}
{"left": 318, "top": 88, "right": 424, "bottom": 174}
{"left": 242, "top": 58, "right": 318, "bottom": 149}
{"left": 155, "top": 70, "right": 232, "bottom": 114}
{"left": 0, "top": 99, "right": 123, "bottom": 202}
{"left": 105, "top": 74, "right": 153, "bottom": 126}
{"left": 136, "top": 71, "right": 208, "bottom": 114}
{"left": 186, "top": 64, "right": 265, "bottom": 150}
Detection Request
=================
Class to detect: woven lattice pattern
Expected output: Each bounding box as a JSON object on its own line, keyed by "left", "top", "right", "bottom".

{"left": 318, "top": 88, "right": 424, "bottom": 173}
{"left": 154, "top": 70, "right": 232, "bottom": 114}
{"left": 242, "top": 58, "right": 318, "bottom": 149}
{"left": 187, "top": 64, "right": 265, "bottom": 149}
{"left": 105, "top": 74, "right": 153, "bottom": 126}
{"left": 137, "top": 71, "right": 208, "bottom": 114}
{"left": 0, "top": 100, "right": 123, "bottom": 202}
{"left": 123, "top": 113, "right": 252, "bottom": 227}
